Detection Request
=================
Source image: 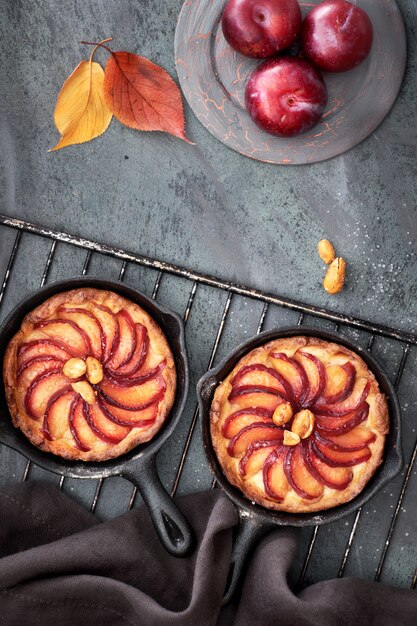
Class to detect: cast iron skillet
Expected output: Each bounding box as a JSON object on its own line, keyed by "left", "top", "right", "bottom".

{"left": 0, "top": 277, "right": 194, "bottom": 557}
{"left": 197, "top": 327, "right": 402, "bottom": 603}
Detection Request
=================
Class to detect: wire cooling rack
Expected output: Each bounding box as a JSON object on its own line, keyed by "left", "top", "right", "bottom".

{"left": 0, "top": 213, "right": 416, "bottom": 590}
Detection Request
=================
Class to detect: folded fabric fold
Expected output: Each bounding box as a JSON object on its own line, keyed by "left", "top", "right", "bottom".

{"left": 0, "top": 483, "right": 415, "bottom": 625}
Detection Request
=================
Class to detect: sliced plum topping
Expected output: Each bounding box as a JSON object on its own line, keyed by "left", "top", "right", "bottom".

{"left": 284, "top": 444, "right": 324, "bottom": 500}
{"left": 295, "top": 351, "right": 327, "bottom": 406}
{"left": 268, "top": 352, "right": 309, "bottom": 405}
{"left": 42, "top": 387, "right": 74, "bottom": 440}
{"left": 227, "top": 423, "right": 283, "bottom": 457}
{"left": 321, "top": 362, "right": 356, "bottom": 404}
{"left": 222, "top": 408, "right": 272, "bottom": 438}
{"left": 58, "top": 307, "right": 105, "bottom": 360}
{"left": 239, "top": 440, "right": 280, "bottom": 477}
{"left": 231, "top": 364, "right": 292, "bottom": 400}
{"left": 313, "top": 438, "right": 371, "bottom": 467}
{"left": 34, "top": 319, "right": 92, "bottom": 357}
{"left": 97, "top": 394, "right": 158, "bottom": 427}
{"left": 94, "top": 304, "right": 119, "bottom": 363}
{"left": 313, "top": 379, "right": 370, "bottom": 416}
{"left": 106, "top": 309, "right": 136, "bottom": 371}
{"left": 315, "top": 404, "right": 369, "bottom": 435}
{"left": 263, "top": 448, "right": 289, "bottom": 501}
{"left": 305, "top": 440, "right": 353, "bottom": 490}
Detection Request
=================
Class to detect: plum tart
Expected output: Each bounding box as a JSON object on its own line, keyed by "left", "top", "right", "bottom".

{"left": 3, "top": 288, "right": 176, "bottom": 461}
{"left": 210, "top": 336, "right": 389, "bottom": 513}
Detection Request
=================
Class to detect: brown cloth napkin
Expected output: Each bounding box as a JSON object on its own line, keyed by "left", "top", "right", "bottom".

{"left": 0, "top": 483, "right": 415, "bottom": 625}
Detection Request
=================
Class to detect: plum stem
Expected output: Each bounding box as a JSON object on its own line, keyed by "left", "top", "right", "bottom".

{"left": 81, "top": 38, "right": 114, "bottom": 61}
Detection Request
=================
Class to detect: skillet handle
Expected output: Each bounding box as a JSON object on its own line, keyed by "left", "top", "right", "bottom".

{"left": 222, "top": 512, "right": 275, "bottom": 606}
{"left": 122, "top": 455, "right": 194, "bottom": 558}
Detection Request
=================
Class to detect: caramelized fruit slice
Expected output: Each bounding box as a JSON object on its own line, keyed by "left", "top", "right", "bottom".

{"left": 227, "top": 423, "right": 283, "bottom": 457}
{"left": 231, "top": 364, "right": 292, "bottom": 399}
{"left": 16, "top": 339, "right": 71, "bottom": 376}
{"left": 322, "top": 363, "right": 356, "bottom": 404}
{"left": 18, "top": 339, "right": 72, "bottom": 369}
{"left": 313, "top": 379, "right": 370, "bottom": 417}
{"left": 315, "top": 404, "right": 369, "bottom": 435}
{"left": 34, "top": 319, "right": 91, "bottom": 357}
{"left": 305, "top": 441, "right": 353, "bottom": 490}
{"left": 17, "top": 357, "right": 64, "bottom": 382}
{"left": 94, "top": 304, "right": 119, "bottom": 363}
{"left": 269, "top": 352, "right": 309, "bottom": 405}
{"left": 222, "top": 408, "right": 272, "bottom": 438}
{"left": 108, "top": 324, "right": 149, "bottom": 377}
{"left": 239, "top": 441, "right": 279, "bottom": 477}
{"left": 263, "top": 448, "right": 289, "bottom": 501}
{"left": 42, "top": 387, "right": 74, "bottom": 440}
{"left": 313, "top": 438, "right": 371, "bottom": 467}
{"left": 25, "top": 370, "right": 70, "bottom": 420}
{"left": 18, "top": 338, "right": 72, "bottom": 359}
{"left": 295, "top": 351, "right": 326, "bottom": 406}
{"left": 58, "top": 307, "right": 105, "bottom": 359}
{"left": 100, "top": 375, "right": 166, "bottom": 411}
{"left": 106, "top": 310, "right": 136, "bottom": 371}
{"left": 104, "top": 362, "right": 165, "bottom": 387}
{"left": 97, "top": 394, "right": 158, "bottom": 427}
{"left": 284, "top": 444, "right": 324, "bottom": 500}
{"left": 228, "top": 386, "right": 285, "bottom": 412}
{"left": 85, "top": 401, "right": 131, "bottom": 444}
{"left": 70, "top": 397, "right": 96, "bottom": 451}
{"left": 323, "top": 426, "right": 376, "bottom": 451}
{"left": 69, "top": 397, "right": 102, "bottom": 450}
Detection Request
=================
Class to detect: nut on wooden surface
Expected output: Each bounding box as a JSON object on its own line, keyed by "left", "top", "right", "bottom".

{"left": 323, "top": 258, "right": 346, "bottom": 294}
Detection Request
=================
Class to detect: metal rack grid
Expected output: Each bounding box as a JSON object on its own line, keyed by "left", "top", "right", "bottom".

{"left": 0, "top": 213, "right": 416, "bottom": 590}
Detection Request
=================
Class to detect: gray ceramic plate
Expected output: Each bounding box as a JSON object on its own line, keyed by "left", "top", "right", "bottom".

{"left": 175, "top": 0, "right": 406, "bottom": 164}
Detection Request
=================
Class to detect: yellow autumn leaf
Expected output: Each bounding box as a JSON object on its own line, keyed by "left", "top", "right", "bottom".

{"left": 51, "top": 59, "right": 112, "bottom": 151}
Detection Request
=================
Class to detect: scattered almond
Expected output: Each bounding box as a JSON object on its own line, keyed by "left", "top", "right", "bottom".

{"left": 86, "top": 356, "right": 104, "bottom": 385}
{"left": 291, "top": 409, "right": 315, "bottom": 439}
{"left": 323, "top": 257, "right": 346, "bottom": 294}
{"left": 63, "top": 358, "right": 86, "bottom": 379}
{"left": 283, "top": 430, "right": 301, "bottom": 446}
{"left": 318, "top": 239, "right": 336, "bottom": 264}
{"left": 272, "top": 402, "right": 293, "bottom": 426}
{"left": 71, "top": 380, "right": 96, "bottom": 405}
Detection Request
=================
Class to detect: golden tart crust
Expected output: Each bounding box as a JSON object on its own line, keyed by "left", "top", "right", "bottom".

{"left": 3, "top": 288, "right": 176, "bottom": 461}
{"left": 210, "top": 336, "right": 389, "bottom": 513}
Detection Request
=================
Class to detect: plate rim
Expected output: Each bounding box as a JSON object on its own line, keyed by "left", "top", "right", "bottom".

{"left": 175, "top": 0, "right": 407, "bottom": 165}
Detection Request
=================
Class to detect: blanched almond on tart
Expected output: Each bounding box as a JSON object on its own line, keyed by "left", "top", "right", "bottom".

{"left": 63, "top": 358, "right": 87, "bottom": 379}
{"left": 85, "top": 356, "right": 104, "bottom": 385}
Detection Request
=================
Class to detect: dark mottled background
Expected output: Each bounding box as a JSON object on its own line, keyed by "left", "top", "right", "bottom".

{"left": 0, "top": 0, "right": 415, "bottom": 330}
{"left": 0, "top": 0, "right": 416, "bottom": 595}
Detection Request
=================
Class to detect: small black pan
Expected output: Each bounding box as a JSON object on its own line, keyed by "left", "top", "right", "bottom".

{"left": 0, "top": 277, "right": 194, "bottom": 557}
{"left": 197, "top": 327, "right": 402, "bottom": 603}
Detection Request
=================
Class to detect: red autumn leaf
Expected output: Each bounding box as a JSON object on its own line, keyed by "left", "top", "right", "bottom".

{"left": 103, "top": 51, "right": 190, "bottom": 143}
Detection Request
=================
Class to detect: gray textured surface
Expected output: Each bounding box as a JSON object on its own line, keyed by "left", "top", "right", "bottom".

{"left": 0, "top": 0, "right": 416, "bottom": 596}
{"left": 0, "top": 0, "right": 416, "bottom": 331}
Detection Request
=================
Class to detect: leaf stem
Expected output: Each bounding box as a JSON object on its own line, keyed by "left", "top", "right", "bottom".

{"left": 81, "top": 37, "right": 114, "bottom": 61}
